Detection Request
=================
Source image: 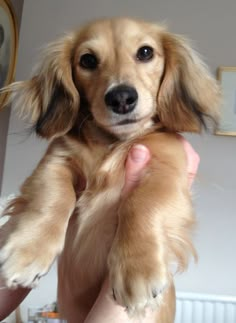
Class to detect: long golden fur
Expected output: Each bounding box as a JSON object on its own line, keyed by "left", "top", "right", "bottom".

{"left": 0, "top": 17, "right": 220, "bottom": 322}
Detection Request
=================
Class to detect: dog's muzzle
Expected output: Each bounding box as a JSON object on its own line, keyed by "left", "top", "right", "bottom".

{"left": 104, "top": 84, "right": 138, "bottom": 115}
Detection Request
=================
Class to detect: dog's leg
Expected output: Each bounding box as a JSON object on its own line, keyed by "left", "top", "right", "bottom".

{"left": 0, "top": 144, "right": 78, "bottom": 288}
{"left": 108, "top": 133, "right": 196, "bottom": 317}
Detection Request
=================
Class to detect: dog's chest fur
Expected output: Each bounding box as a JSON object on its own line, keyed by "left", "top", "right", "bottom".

{"left": 57, "top": 127, "right": 132, "bottom": 305}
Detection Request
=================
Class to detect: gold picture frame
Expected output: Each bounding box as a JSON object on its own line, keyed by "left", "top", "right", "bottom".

{"left": 216, "top": 66, "right": 236, "bottom": 136}
{"left": 0, "top": 0, "right": 18, "bottom": 107}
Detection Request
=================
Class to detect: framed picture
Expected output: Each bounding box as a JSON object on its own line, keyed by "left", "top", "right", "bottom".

{"left": 0, "top": 0, "right": 18, "bottom": 107}
{"left": 216, "top": 66, "right": 236, "bottom": 136}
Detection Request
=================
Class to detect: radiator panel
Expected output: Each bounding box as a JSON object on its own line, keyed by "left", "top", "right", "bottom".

{"left": 175, "top": 293, "right": 236, "bottom": 323}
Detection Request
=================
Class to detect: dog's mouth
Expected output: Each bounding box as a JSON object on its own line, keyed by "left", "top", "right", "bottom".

{"left": 112, "top": 112, "right": 155, "bottom": 127}
{"left": 115, "top": 118, "right": 139, "bottom": 126}
{"left": 102, "top": 113, "right": 156, "bottom": 137}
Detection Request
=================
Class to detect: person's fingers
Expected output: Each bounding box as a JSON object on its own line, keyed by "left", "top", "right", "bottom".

{"left": 178, "top": 136, "right": 200, "bottom": 187}
{"left": 122, "top": 145, "right": 151, "bottom": 196}
{"left": 123, "top": 136, "right": 199, "bottom": 196}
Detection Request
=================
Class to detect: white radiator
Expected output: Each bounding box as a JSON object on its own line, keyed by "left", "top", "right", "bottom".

{"left": 175, "top": 292, "right": 236, "bottom": 323}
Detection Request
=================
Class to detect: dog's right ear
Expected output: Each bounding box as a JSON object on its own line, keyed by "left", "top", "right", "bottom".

{"left": 0, "top": 33, "right": 80, "bottom": 139}
{"left": 157, "top": 31, "right": 221, "bottom": 132}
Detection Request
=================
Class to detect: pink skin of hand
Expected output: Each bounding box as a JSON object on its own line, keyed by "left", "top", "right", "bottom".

{"left": 85, "top": 137, "right": 200, "bottom": 323}
{"left": 178, "top": 135, "right": 200, "bottom": 188}
{"left": 0, "top": 137, "right": 199, "bottom": 322}
{"left": 0, "top": 283, "right": 30, "bottom": 321}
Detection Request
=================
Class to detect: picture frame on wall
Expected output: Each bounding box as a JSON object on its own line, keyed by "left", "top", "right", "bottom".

{"left": 0, "top": 0, "right": 18, "bottom": 107}
{"left": 216, "top": 66, "right": 236, "bottom": 136}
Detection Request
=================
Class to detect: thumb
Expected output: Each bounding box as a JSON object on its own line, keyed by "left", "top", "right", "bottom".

{"left": 122, "top": 145, "right": 150, "bottom": 196}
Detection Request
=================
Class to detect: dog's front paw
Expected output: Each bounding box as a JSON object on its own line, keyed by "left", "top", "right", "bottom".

{"left": 0, "top": 218, "right": 65, "bottom": 288}
{"left": 108, "top": 239, "right": 169, "bottom": 316}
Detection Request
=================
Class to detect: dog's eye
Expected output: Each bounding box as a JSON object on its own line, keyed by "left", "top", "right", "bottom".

{"left": 136, "top": 46, "right": 154, "bottom": 62}
{"left": 79, "top": 53, "right": 98, "bottom": 70}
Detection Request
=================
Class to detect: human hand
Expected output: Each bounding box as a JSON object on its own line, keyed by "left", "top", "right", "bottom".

{"left": 85, "top": 137, "right": 200, "bottom": 323}
{"left": 123, "top": 137, "right": 199, "bottom": 194}
{"left": 0, "top": 276, "right": 30, "bottom": 321}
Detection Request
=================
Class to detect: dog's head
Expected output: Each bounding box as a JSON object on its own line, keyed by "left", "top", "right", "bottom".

{"left": 1, "top": 18, "right": 220, "bottom": 139}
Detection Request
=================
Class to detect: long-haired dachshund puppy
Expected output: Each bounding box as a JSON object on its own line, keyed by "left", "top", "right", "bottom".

{"left": 0, "top": 17, "right": 220, "bottom": 322}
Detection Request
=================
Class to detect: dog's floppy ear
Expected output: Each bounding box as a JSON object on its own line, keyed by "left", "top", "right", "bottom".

{"left": 1, "top": 34, "right": 79, "bottom": 139}
{"left": 157, "top": 32, "right": 221, "bottom": 132}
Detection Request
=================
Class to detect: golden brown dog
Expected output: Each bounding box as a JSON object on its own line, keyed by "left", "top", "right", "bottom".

{"left": 0, "top": 17, "right": 220, "bottom": 322}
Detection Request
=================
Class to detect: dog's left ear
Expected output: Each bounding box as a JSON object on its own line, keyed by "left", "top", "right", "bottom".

{"left": 1, "top": 34, "right": 79, "bottom": 139}
{"left": 157, "top": 32, "right": 221, "bottom": 132}
{"left": 31, "top": 34, "right": 80, "bottom": 138}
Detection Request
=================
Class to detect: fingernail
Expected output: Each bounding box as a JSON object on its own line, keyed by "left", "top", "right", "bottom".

{"left": 130, "top": 144, "right": 149, "bottom": 162}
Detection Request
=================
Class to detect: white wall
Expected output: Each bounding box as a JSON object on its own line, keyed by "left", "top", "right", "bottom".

{"left": 1, "top": 0, "right": 236, "bottom": 321}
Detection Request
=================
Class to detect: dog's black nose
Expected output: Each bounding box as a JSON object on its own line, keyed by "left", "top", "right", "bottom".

{"left": 104, "top": 85, "right": 138, "bottom": 114}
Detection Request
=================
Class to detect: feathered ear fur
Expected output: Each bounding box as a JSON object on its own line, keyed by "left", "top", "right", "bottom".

{"left": 157, "top": 32, "right": 221, "bottom": 132}
{"left": 0, "top": 34, "right": 79, "bottom": 139}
